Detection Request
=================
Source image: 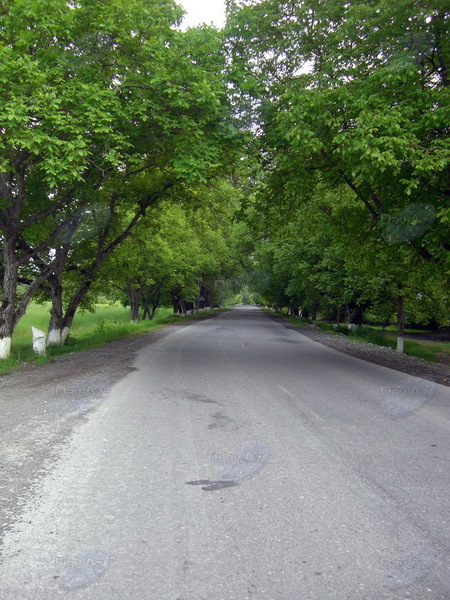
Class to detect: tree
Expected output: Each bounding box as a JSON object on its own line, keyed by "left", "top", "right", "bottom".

{"left": 105, "top": 180, "right": 245, "bottom": 321}
{"left": 225, "top": 0, "right": 449, "bottom": 349}
{"left": 247, "top": 184, "right": 450, "bottom": 350}
{"left": 1, "top": 1, "right": 239, "bottom": 357}
{"left": 226, "top": 0, "right": 450, "bottom": 266}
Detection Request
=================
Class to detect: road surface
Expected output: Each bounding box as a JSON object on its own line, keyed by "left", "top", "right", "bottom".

{"left": 0, "top": 306, "right": 449, "bottom": 599}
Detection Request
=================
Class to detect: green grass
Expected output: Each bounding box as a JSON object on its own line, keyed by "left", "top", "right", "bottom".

{"left": 403, "top": 339, "right": 449, "bottom": 362}
{"left": 0, "top": 303, "right": 224, "bottom": 376}
{"left": 351, "top": 327, "right": 450, "bottom": 363}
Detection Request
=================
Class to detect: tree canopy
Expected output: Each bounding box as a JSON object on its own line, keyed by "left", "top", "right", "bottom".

{"left": 225, "top": 0, "right": 449, "bottom": 343}
{"left": 1, "top": 0, "right": 449, "bottom": 359}
{"left": 0, "top": 0, "right": 241, "bottom": 357}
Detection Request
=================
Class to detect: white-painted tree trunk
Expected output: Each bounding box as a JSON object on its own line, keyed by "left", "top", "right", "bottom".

{"left": 47, "top": 328, "right": 62, "bottom": 346}
{"left": 0, "top": 337, "right": 12, "bottom": 359}
{"left": 47, "top": 327, "right": 70, "bottom": 346}
{"left": 396, "top": 291, "right": 405, "bottom": 354}
{"left": 61, "top": 327, "right": 70, "bottom": 344}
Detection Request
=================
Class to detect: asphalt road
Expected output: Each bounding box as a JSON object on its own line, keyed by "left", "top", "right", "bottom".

{"left": 0, "top": 305, "right": 449, "bottom": 599}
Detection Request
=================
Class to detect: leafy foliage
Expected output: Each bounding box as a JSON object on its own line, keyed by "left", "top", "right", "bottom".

{"left": 0, "top": 0, "right": 243, "bottom": 355}
{"left": 225, "top": 0, "right": 450, "bottom": 338}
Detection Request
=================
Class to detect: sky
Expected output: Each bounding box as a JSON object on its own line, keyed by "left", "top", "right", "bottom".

{"left": 179, "top": 0, "right": 226, "bottom": 29}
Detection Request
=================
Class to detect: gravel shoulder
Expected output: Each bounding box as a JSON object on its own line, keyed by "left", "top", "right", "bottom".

{"left": 266, "top": 313, "right": 450, "bottom": 387}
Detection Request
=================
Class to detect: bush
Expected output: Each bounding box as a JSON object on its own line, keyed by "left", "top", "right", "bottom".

{"left": 334, "top": 324, "right": 352, "bottom": 335}
{"left": 351, "top": 326, "right": 371, "bottom": 337}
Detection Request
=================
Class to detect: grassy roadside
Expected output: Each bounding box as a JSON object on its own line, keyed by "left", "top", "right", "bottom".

{"left": 0, "top": 303, "right": 225, "bottom": 376}
{"left": 263, "top": 308, "right": 450, "bottom": 365}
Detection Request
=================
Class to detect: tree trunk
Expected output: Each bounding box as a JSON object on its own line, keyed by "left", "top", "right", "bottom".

{"left": 199, "top": 284, "right": 211, "bottom": 309}
{"left": 346, "top": 303, "right": 364, "bottom": 327}
{"left": 142, "top": 286, "right": 161, "bottom": 320}
{"left": 128, "top": 285, "right": 141, "bottom": 323}
{"left": 0, "top": 171, "right": 21, "bottom": 359}
{"left": 45, "top": 272, "right": 79, "bottom": 345}
{"left": 396, "top": 291, "right": 405, "bottom": 353}
{"left": 0, "top": 236, "right": 18, "bottom": 359}
{"left": 312, "top": 301, "right": 319, "bottom": 324}
{"left": 46, "top": 221, "right": 79, "bottom": 345}
{"left": 0, "top": 219, "right": 48, "bottom": 356}
{"left": 171, "top": 290, "right": 183, "bottom": 314}
{"left": 0, "top": 239, "right": 52, "bottom": 356}
{"left": 58, "top": 285, "right": 90, "bottom": 340}
{"left": 46, "top": 273, "right": 66, "bottom": 345}
{"left": 142, "top": 298, "right": 151, "bottom": 320}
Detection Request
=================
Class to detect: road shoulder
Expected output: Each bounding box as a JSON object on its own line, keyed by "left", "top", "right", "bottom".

{"left": 265, "top": 313, "right": 450, "bottom": 387}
